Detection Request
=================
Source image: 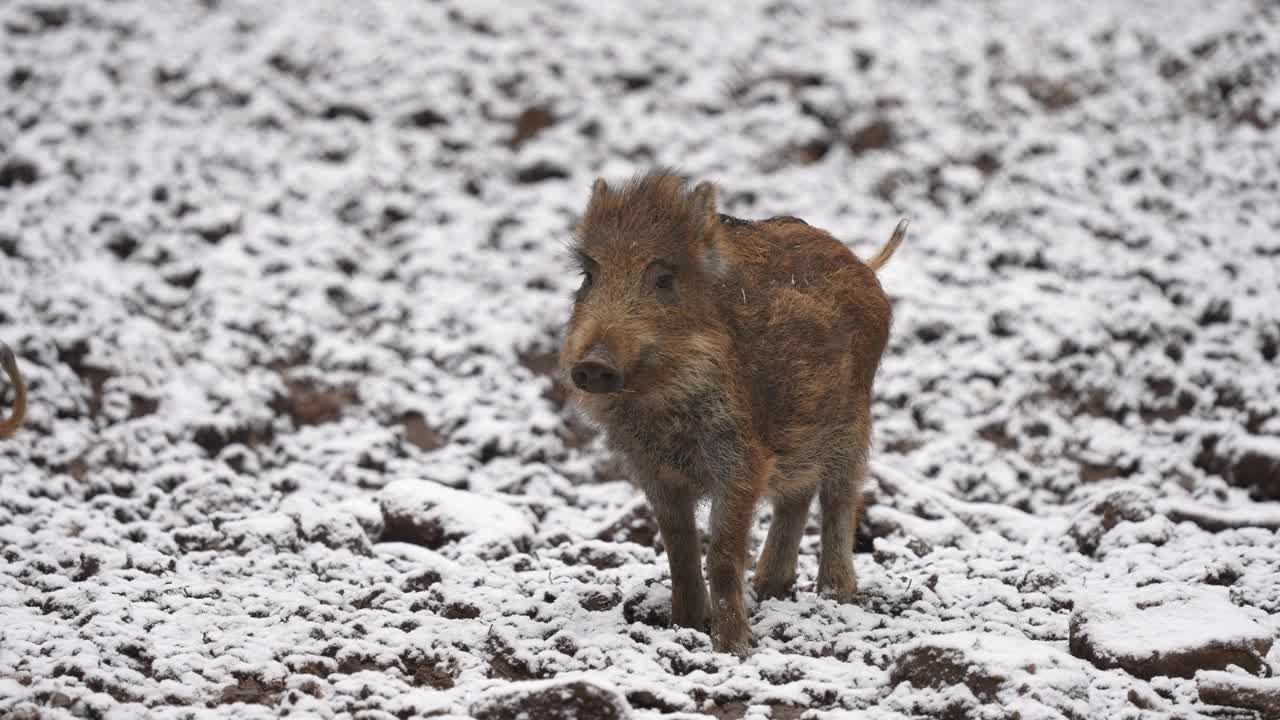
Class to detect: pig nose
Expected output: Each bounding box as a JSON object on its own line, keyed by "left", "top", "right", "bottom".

{"left": 571, "top": 353, "right": 623, "bottom": 394}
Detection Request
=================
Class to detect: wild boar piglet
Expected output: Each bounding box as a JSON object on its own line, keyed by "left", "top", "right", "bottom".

{"left": 559, "top": 171, "right": 906, "bottom": 655}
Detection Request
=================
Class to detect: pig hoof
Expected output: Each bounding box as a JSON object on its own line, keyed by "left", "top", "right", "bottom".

{"left": 712, "top": 620, "right": 752, "bottom": 656}
{"left": 816, "top": 575, "right": 858, "bottom": 604}
{"left": 712, "top": 634, "right": 752, "bottom": 657}
{"left": 751, "top": 575, "right": 796, "bottom": 601}
{"left": 819, "top": 587, "right": 858, "bottom": 604}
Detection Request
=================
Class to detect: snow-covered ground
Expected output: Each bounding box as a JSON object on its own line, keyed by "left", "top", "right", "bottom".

{"left": 2, "top": 1, "right": 1279, "bottom": 717}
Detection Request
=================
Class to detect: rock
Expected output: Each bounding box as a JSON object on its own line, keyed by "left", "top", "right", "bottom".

{"left": 1158, "top": 497, "right": 1280, "bottom": 532}
{"left": 1016, "top": 74, "right": 1078, "bottom": 110}
{"left": 0, "top": 157, "right": 39, "bottom": 188}
{"left": 338, "top": 494, "right": 385, "bottom": 542}
{"left": 622, "top": 579, "right": 671, "bottom": 627}
{"left": 1096, "top": 514, "right": 1173, "bottom": 554}
{"left": 578, "top": 587, "right": 622, "bottom": 612}
{"left": 1196, "top": 433, "right": 1280, "bottom": 500}
{"left": 399, "top": 412, "right": 445, "bottom": 451}
{"left": 1227, "top": 435, "right": 1280, "bottom": 500}
{"left": 509, "top": 106, "right": 555, "bottom": 149}
{"left": 1069, "top": 584, "right": 1273, "bottom": 679}
{"left": 126, "top": 544, "right": 176, "bottom": 575}
{"left": 890, "top": 632, "right": 1088, "bottom": 707}
{"left": 471, "top": 679, "right": 630, "bottom": 720}
{"left": 1198, "top": 298, "right": 1232, "bottom": 326}
{"left": 625, "top": 688, "right": 691, "bottom": 714}
{"left": 272, "top": 377, "right": 357, "bottom": 426}
{"left": 295, "top": 508, "right": 371, "bottom": 555}
{"left": 594, "top": 498, "right": 659, "bottom": 548}
{"left": 558, "top": 540, "right": 639, "bottom": 570}
{"left": 514, "top": 161, "right": 569, "bottom": 184}
{"left": 217, "top": 672, "right": 285, "bottom": 706}
{"left": 379, "top": 479, "right": 533, "bottom": 559}
{"left": 401, "top": 107, "right": 447, "bottom": 129}
{"left": 847, "top": 118, "right": 895, "bottom": 156}
{"left": 1196, "top": 670, "right": 1280, "bottom": 717}
{"left": 1067, "top": 487, "right": 1155, "bottom": 556}
{"left": 220, "top": 514, "right": 301, "bottom": 553}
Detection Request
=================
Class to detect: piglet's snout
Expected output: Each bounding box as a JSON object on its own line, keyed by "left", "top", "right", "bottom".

{"left": 571, "top": 347, "right": 623, "bottom": 394}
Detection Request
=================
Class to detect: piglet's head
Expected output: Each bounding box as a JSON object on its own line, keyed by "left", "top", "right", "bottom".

{"left": 559, "top": 172, "right": 724, "bottom": 402}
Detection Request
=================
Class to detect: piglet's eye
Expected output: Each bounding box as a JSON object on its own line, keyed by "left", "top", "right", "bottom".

{"left": 644, "top": 263, "right": 678, "bottom": 302}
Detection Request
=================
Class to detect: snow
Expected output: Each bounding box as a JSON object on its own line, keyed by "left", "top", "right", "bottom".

{"left": 1, "top": 0, "right": 1279, "bottom": 718}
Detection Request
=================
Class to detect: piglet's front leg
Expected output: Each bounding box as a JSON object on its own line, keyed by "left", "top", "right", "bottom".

{"left": 706, "top": 452, "right": 773, "bottom": 656}
{"left": 647, "top": 485, "right": 709, "bottom": 630}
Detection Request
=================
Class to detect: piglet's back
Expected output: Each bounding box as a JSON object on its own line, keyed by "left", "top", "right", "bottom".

{"left": 713, "top": 215, "right": 891, "bottom": 356}
{"left": 709, "top": 216, "right": 892, "bottom": 449}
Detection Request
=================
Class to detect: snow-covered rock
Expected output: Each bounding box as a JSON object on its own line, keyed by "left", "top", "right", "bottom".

{"left": 471, "top": 678, "right": 632, "bottom": 720}
{"left": 890, "top": 632, "right": 1090, "bottom": 717}
{"left": 1219, "top": 434, "right": 1280, "bottom": 500}
{"left": 1067, "top": 487, "right": 1156, "bottom": 557}
{"left": 1069, "top": 584, "right": 1274, "bottom": 678}
{"left": 378, "top": 478, "right": 533, "bottom": 559}
{"left": 1196, "top": 670, "right": 1280, "bottom": 717}
{"left": 594, "top": 496, "right": 659, "bottom": 548}
{"left": 294, "top": 506, "right": 372, "bottom": 555}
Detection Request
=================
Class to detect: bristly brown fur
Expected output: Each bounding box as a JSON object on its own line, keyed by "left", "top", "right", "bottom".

{"left": 570, "top": 168, "right": 717, "bottom": 263}
{"left": 559, "top": 169, "right": 905, "bottom": 655}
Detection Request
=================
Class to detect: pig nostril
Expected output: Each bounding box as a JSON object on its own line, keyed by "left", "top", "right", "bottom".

{"left": 571, "top": 360, "right": 622, "bottom": 393}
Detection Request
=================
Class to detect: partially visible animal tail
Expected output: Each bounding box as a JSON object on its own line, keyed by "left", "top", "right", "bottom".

{"left": 0, "top": 341, "right": 27, "bottom": 439}
{"left": 866, "top": 219, "right": 908, "bottom": 272}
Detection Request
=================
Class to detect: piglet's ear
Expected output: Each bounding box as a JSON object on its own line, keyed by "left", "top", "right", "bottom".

{"left": 591, "top": 178, "right": 609, "bottom": 200}
{"left": 688, "top": 180, "right": 718, "bottom": 241}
